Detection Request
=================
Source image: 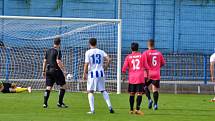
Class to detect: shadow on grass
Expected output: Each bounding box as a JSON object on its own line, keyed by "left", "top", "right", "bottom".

{"left": 160, "top": 108, "right": 214, "bottom": 112}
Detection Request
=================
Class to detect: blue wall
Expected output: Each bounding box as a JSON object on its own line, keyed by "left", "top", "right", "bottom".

{"left": 0, "top": 0, "right": 215, "bottom": 54}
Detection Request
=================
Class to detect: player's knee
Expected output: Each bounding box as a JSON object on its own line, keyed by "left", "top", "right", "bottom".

{"left": 88, "top": 90, "right": 94, "bottom": 93}
{"left": 130, "top": 92, "right": 135, "bottom": 96}
{"left": 60, "top": 84, "right": 67, "bottom": 89}
{"left": 152, "top": 88, "right": 158, "bottom": 93}
{"left": 144, "top": 86, "right": 148, "bottom": 90}
{"left": 152, "top": 85, "right": 158, "bottom": 91}
{"left": 137, "top": 92, "right": 143, "bottom": 96}
{"left": 100, "top": 90, "right": 107, "bottom": 93}
{"left": 46, "top": 86, "right": 52, "bottom": 90}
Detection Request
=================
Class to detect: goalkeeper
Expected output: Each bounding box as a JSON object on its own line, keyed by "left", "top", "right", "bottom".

{"left": 0, "top": 81, "right": 31, "bottom": 93}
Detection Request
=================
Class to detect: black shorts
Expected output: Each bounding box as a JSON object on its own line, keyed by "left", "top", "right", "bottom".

{"left": 145, "top": 79, "right": 160, "bottom": 88}
{"left": 46, "top": 69, "right": 66, "bottom": 86}
{"left": 128, "top": 83, "right": 144, "bottom": 93}
{"left": 1, "top": 83, "right": 12, "bottom": 93}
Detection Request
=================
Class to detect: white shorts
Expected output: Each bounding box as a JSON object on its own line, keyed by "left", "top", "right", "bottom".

{"left": 87, "top": 77, "right": 105, "bottom": 92}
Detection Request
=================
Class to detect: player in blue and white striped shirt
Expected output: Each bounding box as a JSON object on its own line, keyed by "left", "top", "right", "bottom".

{"left": 210, "top": 49, "right": 215, "bottom": 102}
{"left": 83, "top": 38, "right": 114, "bottom": 114}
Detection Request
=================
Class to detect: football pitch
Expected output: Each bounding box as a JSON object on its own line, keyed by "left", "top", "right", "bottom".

{"left": 0, "top": 92, "right": 214, "bottom": 121}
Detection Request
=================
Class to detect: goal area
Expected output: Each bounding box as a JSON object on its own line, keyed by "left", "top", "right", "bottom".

{"left": 0, "top": 16, "right": 122, "bottom": 94}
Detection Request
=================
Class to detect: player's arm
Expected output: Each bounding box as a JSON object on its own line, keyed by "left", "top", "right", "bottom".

{"left": 145, "top": 69, "right": 149, "bottom": 81}
{"left": 83, "top": 63, "right": 89, "bottom": 80}
{"left": 210, "top": 61, "right": 214, "bottom": 82}
{"left": 57, "top": 50, "right": 67, "bottom": 75}
{"left": 57, "top": 60, "right": 66, "bottom": 74}
{"left": 104, "top": 55, "right": 111, "bottom": 71}
{"left": 122, "top": 56, "right": 129, "bottom": 81}
{"left": 42, "top": 59, "right": 47, "bottom": 79}
{"left": 83, "top": 51, "right": 89, "bottom": 80}
{"left": 160, "top": 53, "right": 166, "bottom": 67}
{"left": 142, "top": 52, "right": 150, "bottom": 80}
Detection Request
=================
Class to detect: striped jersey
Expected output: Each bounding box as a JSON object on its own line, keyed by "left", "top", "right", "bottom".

{"left": 85, "top": 48, "right": 107, "bottom": 79}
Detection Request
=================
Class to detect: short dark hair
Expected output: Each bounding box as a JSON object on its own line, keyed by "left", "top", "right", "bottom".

{"left": 131, "top": 42, "right": 139, "bottom": 51}
{"left": 89, "top": 38, "right": 97, "bottom": 46}
{"left": 148, "top": 39, "right": 155, "bottom": 47}
{"left": 54, "top": 37, "right": 61, "bottom": 45}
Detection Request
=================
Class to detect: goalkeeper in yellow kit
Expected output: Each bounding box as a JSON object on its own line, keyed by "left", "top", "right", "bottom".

{"left": 0, "top": 81, "right": 31, "bottom": 93}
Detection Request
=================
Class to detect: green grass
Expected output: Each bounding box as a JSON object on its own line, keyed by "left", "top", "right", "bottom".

{"left": 0, "top": 92, "right": 214, "bottom": 121}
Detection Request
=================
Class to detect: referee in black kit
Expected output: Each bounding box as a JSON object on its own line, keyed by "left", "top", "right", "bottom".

{"left": 42, "top": 37, "right": 68, "bottom": 108}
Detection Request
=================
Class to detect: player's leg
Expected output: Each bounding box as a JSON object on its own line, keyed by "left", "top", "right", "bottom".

{"left": 135, "top": 84, "right": 144, "bottom": 115}
{"left": 152, "top": 80, "right": 160, "bottom": 110}
{"left": 87, "top": 78, "right": 96, "bottom": 114}
{"left": 129, "top": 93, "right": 135, "bottom": 114}
{"left": 43, "top": 86, "right": 52, "bottom": 108}
{"left": 99, "top": 78, "right": 114, "bottom": 113}
{"left": 56, "top": 70, "right": 68, "bottom": 108}
{"left": 88, "top": 91, "right": 95, "bottom": 114}
{"left": 101, "top": 91, "right": 114, "bottom": 113}
{"left": 57, "top": 84, "right": 68, "bottom": 108}
{"left": 152, "top": 86, "right": 159, "bottom": 110}
{"left": 144, "top": 79, "right": 153, "bottom": 109}
{"left": 10, "top": 87, "right": 29, "bottom": 93}
{"left": 43, "top": 74, "right": 54, "bottom": 108}
{"left": 2, "top": 83, "right": 31, "bottom": 93}
{"left": 128, "top": 84, "right": 135, "bottom": 114}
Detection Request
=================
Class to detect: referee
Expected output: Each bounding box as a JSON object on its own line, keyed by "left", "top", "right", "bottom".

{"left": 42, "top": 37, "right": 68, "bottom": 108}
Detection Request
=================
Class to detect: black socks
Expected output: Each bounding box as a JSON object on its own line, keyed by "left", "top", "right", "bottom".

{"left": 44, "top": 90, "right": 50, "bottom": 105}
{"left": 129, "top": 95, "right": 135, "bottom": 111}
{"left": 59, "top": 89, "right": 66, "bottom": 104}
{"left": 153, "top": 91, "right": 159, "bottom": 105}
{"left": 130, "top": 95, "right": 143, "bottom": 111}
{"left": 44, "top": 89, "right": 66, "bottom": 106}
{"left": 144, "top": 87, "right": 151, "bottom": 101}
{"left": 136, "top": 95, "right": 142, "bottom": 110}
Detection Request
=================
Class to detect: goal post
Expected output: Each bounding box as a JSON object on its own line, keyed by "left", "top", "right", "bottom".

{"left": 0, "top": 15, "right": 122, "bottom": 94}
{"left": 117, "top": 20, "right": 122, "bottom": 94}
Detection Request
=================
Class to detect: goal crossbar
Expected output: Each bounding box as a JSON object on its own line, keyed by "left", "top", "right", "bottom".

{"left": 0, "top": 15, "right": 121, "bottom": 23}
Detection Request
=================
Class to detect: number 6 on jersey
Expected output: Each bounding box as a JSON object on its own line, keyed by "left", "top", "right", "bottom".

{"left": 152, "top": 56, "right": 157, "bottom": 66}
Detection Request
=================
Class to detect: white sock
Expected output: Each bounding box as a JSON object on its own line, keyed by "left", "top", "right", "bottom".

{"left": 102, "top": 91, "right": 112, "bottom": 109}
{"left": 88, "top": 93, "right": 94, "bottom": 112}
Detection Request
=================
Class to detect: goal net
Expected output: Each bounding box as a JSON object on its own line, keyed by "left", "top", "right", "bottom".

{"left": 0, "top": 16, "right": 122, "bottom": 93}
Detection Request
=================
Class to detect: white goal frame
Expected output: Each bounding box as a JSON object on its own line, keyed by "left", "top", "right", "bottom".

{"left": 0, "top": 15, "right": 122, "bottom": 94}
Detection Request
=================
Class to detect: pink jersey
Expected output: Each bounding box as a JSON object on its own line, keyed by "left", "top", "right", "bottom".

{"left": 143, "top": 49, "right": 165, "bottom": 80}
{"left": 122, "top": 52, "right": 148, "bottom": 84}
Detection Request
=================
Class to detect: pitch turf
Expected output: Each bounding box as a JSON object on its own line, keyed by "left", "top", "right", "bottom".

{"left": 0, "top": 91, "right": 214, "bottom": 121}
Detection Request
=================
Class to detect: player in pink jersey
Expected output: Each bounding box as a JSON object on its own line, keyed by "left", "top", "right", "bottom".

{"left": 143, "top": 39, "right": 165, "bottom": 110}
{"left": 122, "top": 42, "right": 148, "bottom": 115}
